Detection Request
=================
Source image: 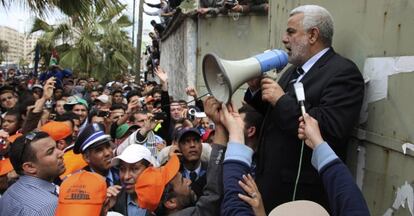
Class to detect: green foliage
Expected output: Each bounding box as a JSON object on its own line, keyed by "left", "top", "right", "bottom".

{"left": 31, "top": 4, "right": 135, "bottom": 82}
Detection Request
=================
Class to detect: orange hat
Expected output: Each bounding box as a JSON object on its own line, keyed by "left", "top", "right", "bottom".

{"left": 41, "top": 121, "right": 72, "bottom": 141}
{"left": 0, "top": 158, "right": 13, "bottom": 176}
{"left": 60, "top": 149, "right": 88, "bottom": 179}
{"left": 7, "top": 133, "right": 22, "bottom": 143}
{"left": 135, "top": 154, "right": 180, "bottom": 212}
{"left": 55, "top": 171, "right": 106, "bottom": 216}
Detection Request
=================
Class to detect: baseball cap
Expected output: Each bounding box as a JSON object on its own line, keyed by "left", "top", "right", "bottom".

{"left": 268, "top": 200, "right": 329, "bottom": 216}
{"left": 64, "top": 95, "right": 89, "bottom": 111}
{"left": 60, "top": 149, "right": 88, "bottom": 179}
{"left": 55, "top": 171, "right": 106, "bottom": 216}
{"left": 111, "top": 144, "right": 158, "bottom": 167}
{"left": 0, "top": 158, "right": 13, "bottom": 176}
{"left": 41, "top": 121, "right": 72, "bottom": 141}
{"left": 135, "top": 154, "right": 180, "bottom": 212}
{"left": 31, "top": 84, "right": 43, "bottom": 91}
{"left": 73, "top": 123, "right": 111, "bottom": 154}
{"left": 175, "top": 127, "right": 200, "bottom": 143}
{"left": 95, "top": 94, "right": 109, "bottom": 104}
{"left": 115, "top": 124, "right": 139, "bottom": 139}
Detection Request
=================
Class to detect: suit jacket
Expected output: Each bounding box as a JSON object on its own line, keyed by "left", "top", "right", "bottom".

{"left": 247, "top": 48, "right": 364, "bottom": 213}
{"left": 170, "top": 144, "right": 226, "bottom": 216}
{"left": 180, "top": 160, "right": 208, "bottom": 199}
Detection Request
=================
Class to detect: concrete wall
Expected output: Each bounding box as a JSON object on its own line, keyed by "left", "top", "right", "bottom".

{"left": 196, "top": 14, "right": 269, "bottom": 106}
{"left": 160, "top": 18, "right": 197, "bottom": 101}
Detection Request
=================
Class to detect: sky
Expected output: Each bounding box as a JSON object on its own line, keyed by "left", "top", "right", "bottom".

{"left": 0, "top": 0, "right": 160, "bottom": 44}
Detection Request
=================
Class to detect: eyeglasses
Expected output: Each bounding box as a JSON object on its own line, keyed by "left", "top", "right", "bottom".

{"left": 19, "top": 131, "right": 40, "bottom": 163}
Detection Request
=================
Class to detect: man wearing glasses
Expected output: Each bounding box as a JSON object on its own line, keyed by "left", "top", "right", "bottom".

{"left": 0, "top": 131, "right": 65, "bottom": 216}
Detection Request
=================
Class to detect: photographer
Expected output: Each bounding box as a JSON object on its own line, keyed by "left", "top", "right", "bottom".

{"left": 20, "top": 77, "right": 55, "bottom": 134}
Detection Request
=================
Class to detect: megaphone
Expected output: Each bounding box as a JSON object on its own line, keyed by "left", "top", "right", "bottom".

{"left": 202, "top": 49, "right": 288, "bottom": 103}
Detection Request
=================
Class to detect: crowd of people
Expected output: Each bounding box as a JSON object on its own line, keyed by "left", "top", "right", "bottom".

{"left": 143, "top": 0, "right": 269, "bottom": 79}
{"left": 0, "top": 4, "right": 371, "bottom": 216}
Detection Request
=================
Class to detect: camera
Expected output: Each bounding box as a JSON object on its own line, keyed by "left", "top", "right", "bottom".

{"left": 153, "top": 112, "right": 167, "bottom": 120}
{"left": 97, "top": 110, "right": 110, "bottom": 118}
{"left": 187, "top": 107, "right": 197, "bottom": 121}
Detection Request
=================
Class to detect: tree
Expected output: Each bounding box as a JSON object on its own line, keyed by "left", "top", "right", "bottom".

{"left": 1, "top": 0, "right": 121, "bottom": 18}
{"left": 0, "top": 40, "right": 8, "bottom": 63}
{"left": 31, "top": 4, "right": 135, "bottom": 82}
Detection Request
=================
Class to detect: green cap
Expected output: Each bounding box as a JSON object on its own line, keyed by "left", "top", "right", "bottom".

{"left": 63, "top": 96, "right": 89, "bottom": 111}
{"left": 116, "top": 124, "right": 139, "bottom": 139}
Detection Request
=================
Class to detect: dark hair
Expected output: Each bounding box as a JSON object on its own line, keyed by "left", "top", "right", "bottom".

{"left": 238, "top": 104, "right": 263, "bottom": 139}
{"left": 151, "top": 88, "right": 163, "bottom": 97}
{"left": 112, "top": 89, "right": 123, "bottom": 96}
{"left": 5, "top": 108, "right": 24, "bottom": 130}
{"left": 129, "top": 110, "right": 148, "bottom": 122}
{"left": 110, "top": 103, "right": 127, "bottom": 111}
{"left": 9, "top": 131, "right": 50, "bottom": 175}
{"left": 55, "top": 112, "right": 80, "bottom": 128}
{"left": 126, "top": 90, "right": 142, "bottom": 102}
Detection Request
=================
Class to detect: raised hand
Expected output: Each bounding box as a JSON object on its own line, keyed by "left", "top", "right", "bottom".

{"left": 238, "top": 174, "right": 266, "bottom": 216}
{"left": 185, "top": 87, "right": 198, "bottom": 98}
{"left": 203, "top": 96, "right": 221, "bottom": 124}
{"left": 154, "top": 66, "right": 168, "bottom": 83}
{"left": 298, "top": 113, "right": 324, "bottom": 149}
{"left": 42, "top": 77, "right": 56, "bottom": 100}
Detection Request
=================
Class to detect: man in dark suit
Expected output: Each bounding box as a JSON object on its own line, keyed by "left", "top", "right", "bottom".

{"left": 176, "top": 127, "right": 208, "bottom": 199}
{"left": 246, "top": 5, "right": 364, "bottom": 213}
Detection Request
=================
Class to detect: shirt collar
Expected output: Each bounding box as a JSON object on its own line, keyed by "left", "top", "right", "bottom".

{"left": 184, "top": 162, "right": 202, "bottom": 177}
{"left": 301, "top": 47, "right": 330, "bottom": 73}
{"left": 127, "top": 194, "right": 138, "bottom": 206}
{"left": 20, "top": 175, "right": 56, "bottom": 194}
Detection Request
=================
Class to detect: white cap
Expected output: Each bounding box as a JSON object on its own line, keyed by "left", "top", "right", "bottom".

{"left": 111, "top": 144, "right": 158, "bottom": 167}
{"left": 95, "top": 94, "right": 109, "bottom": 104}
{"left": 268, "top": 200, "right": 329, "bottom": 216}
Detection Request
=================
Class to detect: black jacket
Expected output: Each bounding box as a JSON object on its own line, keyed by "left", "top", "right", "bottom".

{"left": 248, "top": 48, "right": 364, "bottom": 213}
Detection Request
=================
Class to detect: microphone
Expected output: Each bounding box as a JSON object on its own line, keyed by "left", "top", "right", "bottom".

{"left": 294, "top": 82, "right": 306, "bottom": 116}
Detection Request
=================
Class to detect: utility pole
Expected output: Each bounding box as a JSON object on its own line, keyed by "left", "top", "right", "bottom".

{"left": 132, "top": 0, "right": 136, "bottom": 46}
{"left": 135, "top": 0, "right": 144, "bottom": 83}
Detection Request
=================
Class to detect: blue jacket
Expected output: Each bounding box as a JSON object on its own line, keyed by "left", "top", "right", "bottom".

{"left": 222, "top": 142, "right": 255, "bottom": 216}
{"left": 313, "top": 142, "right": 370, "bottom": 216}
{"left": 222, "top": 141, "right": 370, "bottom": 216}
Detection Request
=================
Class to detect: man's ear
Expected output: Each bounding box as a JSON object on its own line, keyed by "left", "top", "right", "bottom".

{"left": 22, "top": 162, "right": 37, "bottom": 175}
{"left": 246, "top": 126, "right": 257, "bottom": 139}
{"left": 308, "top": 27, "right": 320, "bottom": 45}
{"left": 82, "top": 152, "right": 90, "bottom": 164}
{"left": 164, "top": 198, "right": 178, "bottom": 210}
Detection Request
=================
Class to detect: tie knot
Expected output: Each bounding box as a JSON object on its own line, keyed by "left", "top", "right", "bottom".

{"left": 189, "top": 171, "right": 197, "bottom": 182}
{"left": 296, "top": 67, "right": 304, "bottom": 75}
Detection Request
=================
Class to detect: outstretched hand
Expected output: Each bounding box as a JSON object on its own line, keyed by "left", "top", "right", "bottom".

{"left": 203, "top": 96, "right": 221, "bottom": 124}
{"left": 220, "top": 102, "right": 244, "bottom": 144}
{"left": 238, "top": 174, "right": 266, "bottom": 216}
{"left": 154, "top": 66, "right": 168, "bottom": 83}
{"left": 298, "top": 113, "right": 324, "bottom": 149}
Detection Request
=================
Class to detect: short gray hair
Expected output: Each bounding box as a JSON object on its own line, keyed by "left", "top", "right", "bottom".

{"left": 290, "top": 5, "right": 334, "bottom": 46}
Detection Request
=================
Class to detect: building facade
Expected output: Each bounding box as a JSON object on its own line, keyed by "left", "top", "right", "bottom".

{"left": 0, "top": 25, "right": 39, "bottom": 67}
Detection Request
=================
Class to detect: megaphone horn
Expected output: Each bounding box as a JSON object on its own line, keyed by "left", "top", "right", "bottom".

{"left": 202, "top": 49, "right": 288, "bottom": 103}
